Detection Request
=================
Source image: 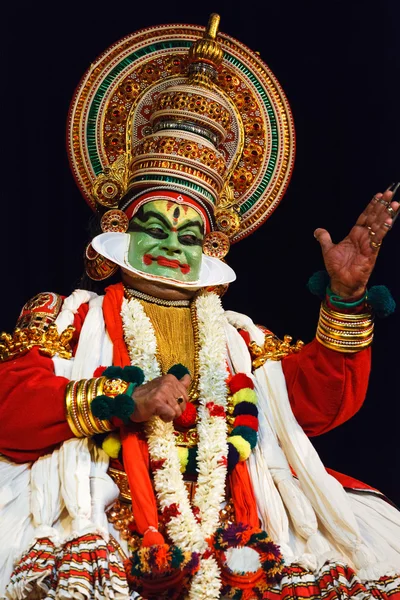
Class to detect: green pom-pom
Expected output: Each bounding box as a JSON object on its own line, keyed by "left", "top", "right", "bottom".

{"left": 103, "top": 366, "right": 125, "bottom": 379}
{"left": 91, "top": 395, "right": 115, "bottom": 420}
{"left": 170, "top": 546, "right": 185, "bottom": 569}
{"left": 307, "top": 270, "right": 330, "bottom": 299}
{"left": 114, "top": 394, "right": 135, "bottom": 423}
{"left": 168, "top": 363, "right": 190, "bottom": 379}
{"left": 231, "top": 425, "right": 258, "bottom": 449}
{"left": 186, "top": 447, "right": 198, "bottom": 475}
{"left": 122, "top": 366, "right": 145, "bottom": 385}
{"left": 368, "top": 285, "right": 396, "bottom": 318}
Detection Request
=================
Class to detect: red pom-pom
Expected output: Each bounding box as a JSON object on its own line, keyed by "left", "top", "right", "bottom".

{"left": 174, "top": 402, "right": 197, "bottom": 429}
{"left": 206, "top": 402, "right": 226, "bottom": 418}
{"left": 234, "top": 414, "right": 259, "bottom": 431}
{"left": 228, "top": 373, "right": 254, "bottom": 393}
{"left": 142, "top": 529, "right": 165, "bottom": 547}
{"left": 93, "top": 365, "right": 107, "bottom": 377}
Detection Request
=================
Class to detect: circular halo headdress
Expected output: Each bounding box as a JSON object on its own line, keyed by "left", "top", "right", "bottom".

{"left": 67, "top": 14, "right": 295, "bottom": 247}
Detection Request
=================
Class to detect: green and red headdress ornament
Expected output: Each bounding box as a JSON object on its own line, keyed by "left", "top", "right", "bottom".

{"left": 67, "top": 13, "right": 295, "bottom": 248}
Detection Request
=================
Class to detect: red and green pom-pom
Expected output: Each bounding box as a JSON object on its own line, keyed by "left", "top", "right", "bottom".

{"left": 228, "top": 373, "right": 254, "bottom": 394}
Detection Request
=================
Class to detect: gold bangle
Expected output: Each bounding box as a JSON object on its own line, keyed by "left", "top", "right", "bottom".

{"left": 76, "top": 379, "right": 94, "bottom": 436}
{"left": 318, "top": 321, "right": 374, "bottom": 340}
{"left": 87, "top": 377, "right": 114, "bottom": 433}
{"left": 319, "top": 312, "right": 373, "bottom": 330}
{"left": 320, "top": 304, "right": 373, "bottom": 321}
{"left": 65, "top": 377, "right": 114, "bottom": 437}
{"left": 316, "top": 331, "right": 374, "bottom": 352}
{"left": 65, "top": 380, "right": 86, "bottom": 437}
{"left": 316, "top": 302, "right": 374, "bottom": 353}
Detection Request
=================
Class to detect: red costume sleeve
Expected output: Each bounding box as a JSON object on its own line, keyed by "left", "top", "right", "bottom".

{"left": 282, "top": 339, "right": 371, "bottom": 436}
{"left": 0, "top": 301, "right": 90, "bottom": 463}
{"left": 0, "top": 347, "right": 73, "bottom": 463}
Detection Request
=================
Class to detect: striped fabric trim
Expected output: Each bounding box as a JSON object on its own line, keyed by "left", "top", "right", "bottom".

{"left": 7, "top": 537, "right": 57, "bottom": 598}
{"left": 6, "top": 534, "right": 130, "bottom": 600}
{"left": 260, "top": 563, "right": 400, "bottom": 600}
{"left": 57, "top": 533, "right": 129, "bottom": 599}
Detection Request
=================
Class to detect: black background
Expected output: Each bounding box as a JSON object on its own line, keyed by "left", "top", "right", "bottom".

{"left": 2, "top": 1, "right": 399, "bottom": 503}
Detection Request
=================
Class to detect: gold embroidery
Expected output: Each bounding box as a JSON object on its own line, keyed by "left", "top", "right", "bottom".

{"left": 249, "top": 333, "right": 304, "bottom": 368}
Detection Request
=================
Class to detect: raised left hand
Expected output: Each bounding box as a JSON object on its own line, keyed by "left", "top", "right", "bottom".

{"left": 314, "top": 188, "right": 399, "bottom": 298}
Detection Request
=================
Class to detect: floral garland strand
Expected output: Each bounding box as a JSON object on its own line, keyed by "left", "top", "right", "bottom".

{"left": 193, "top": 293, "right": 229, "bottom": 540}
{"left": 121, "top": 293, "right": 229, "bottom": 599}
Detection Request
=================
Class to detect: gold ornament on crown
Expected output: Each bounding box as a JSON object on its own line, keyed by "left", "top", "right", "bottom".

{"left": 92, "top": 154, "right": 129, "bottom": 208}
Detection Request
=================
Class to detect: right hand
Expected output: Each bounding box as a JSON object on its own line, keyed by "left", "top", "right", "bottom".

{"left": 130, "top": 373, "right": 190, "bottom": 423}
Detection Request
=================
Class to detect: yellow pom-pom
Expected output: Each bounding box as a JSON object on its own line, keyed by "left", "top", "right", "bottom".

{"left": 232, "top": 388, "right": 257, "bottom": 406}
{"left": 228, "top": 435, "right": 251, "bottom": 461}
{"left": 177, "top": 446, "right": 189, "bottom": 473}
{"left": 102, "top": 432, "right": 121, "bottom": 459}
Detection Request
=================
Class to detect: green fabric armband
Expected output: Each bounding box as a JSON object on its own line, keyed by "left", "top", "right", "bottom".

{"left": 327, "top": 286, "right": 367, "bottom": 309}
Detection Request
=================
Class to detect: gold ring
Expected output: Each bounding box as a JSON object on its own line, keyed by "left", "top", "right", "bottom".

{"left": 369, "top": 229, "right": 376, "bottom": 236}
{"left": 383, "top": 222, "right": 392, "bottom": 230}
{"left": 378, "top": 198, "right": 389, "bottom": 207}
{"left": 370, "top": 240, "right": 382, "bottom": 249}
{"left": 386, "top": 205, "right": 396, "bottom": 218}
{"left": 372, "top": 195, "right": 380, "bottom": 203}
{"left": 177, "top": 397, "right": 184, "bottom": 404}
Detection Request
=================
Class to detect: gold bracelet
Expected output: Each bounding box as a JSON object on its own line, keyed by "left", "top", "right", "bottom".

{"left": 65, "top": 377, "right": 114, "bottom": 437}
{"left": 76, "top": 379, "right": 94, "bottom": 436}
{"left": 87, "top": 377, "right": 114, "bottom": 433}
{"left": 65, "top": 380, "right": 86, "bottom": 437}
{"left": 316, "top": 302, "right": 374, "bottom": 353}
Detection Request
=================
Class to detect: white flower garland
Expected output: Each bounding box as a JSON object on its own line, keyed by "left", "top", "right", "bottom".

{"left": 121, "top": 293, "right": 229, "bottom": 599}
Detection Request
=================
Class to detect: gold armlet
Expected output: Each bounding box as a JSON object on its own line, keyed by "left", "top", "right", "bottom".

{"left": 249, "top": 334, "right": 304, "bottom": 369}
{"left": 65, "top": 376, "right": 115, "bottom": 437}
{"left": 0, "top": 324, "right": 75, "bottom": 362}
{"left": 316, "top": 302, "right": 374, "bottom": 353}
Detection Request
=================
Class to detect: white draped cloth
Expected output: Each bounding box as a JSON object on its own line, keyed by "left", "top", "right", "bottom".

{"left": 1, "top": 291, "right": 400, "bottom": 599}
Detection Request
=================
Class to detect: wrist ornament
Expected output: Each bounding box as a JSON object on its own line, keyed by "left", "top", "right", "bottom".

{"left": 308, "top": 271, "right": 396, "bottom": 318}
{"left": 65, "top": 377, "right": 114, "bottom": 437}
{"left": 316, "top": 302, "right": 374, "bottom": 353}
{"left": 327, "top": 286, "right": 367, "bottom": 310}
{"left": 90, "top": 365, "right": 144, "bottom": 425}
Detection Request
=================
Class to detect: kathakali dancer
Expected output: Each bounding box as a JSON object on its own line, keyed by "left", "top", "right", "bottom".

{"left": 1, "top": 13, "right": 400, "bottom": 600}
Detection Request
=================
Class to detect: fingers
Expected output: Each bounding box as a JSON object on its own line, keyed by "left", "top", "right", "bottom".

{"left": 355, "top": 186, "right": 394, "bottom": 227}
{"left": 367, "top": 195, "right": 399, "bottom": 244}
{"left": 314, "top": 228, "right": 334, "bottom": 253}
{"left": 132, "top": 373, "right": 190, "bottom": 423}
{"left": 180, "top": 374, "right": 191, "bottom": 389}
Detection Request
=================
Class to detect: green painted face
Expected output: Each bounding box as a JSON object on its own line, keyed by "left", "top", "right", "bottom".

{"left": 127, "top": 200, "right": 204, "bottom": 282}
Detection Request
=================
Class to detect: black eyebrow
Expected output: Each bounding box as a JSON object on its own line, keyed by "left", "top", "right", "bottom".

{"left": 177, "top": 220, "right": 203, "bottom": 233}
{"left": 132, "top": 210, "right": 170, "bottom": 229}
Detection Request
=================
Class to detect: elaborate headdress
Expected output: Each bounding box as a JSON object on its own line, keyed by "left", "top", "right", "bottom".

{"left": 67, "top": 14, "right": 295, "bottom": 280}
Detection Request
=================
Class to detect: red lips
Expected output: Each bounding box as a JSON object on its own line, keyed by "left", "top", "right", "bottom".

{"left": 143, "top": 254, "right": 191, "bottom": 274}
